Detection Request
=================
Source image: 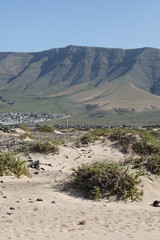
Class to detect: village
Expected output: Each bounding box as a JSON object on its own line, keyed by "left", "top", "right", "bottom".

{"left": 0, "top": 112, "right": 66, "bottom": 126}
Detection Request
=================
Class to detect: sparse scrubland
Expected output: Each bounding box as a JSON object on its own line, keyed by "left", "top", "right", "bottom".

{"left": 72, "top": 127, "right": 160, "bottom": 201}
{"left": 1, "top": 125, "right": 160, "bottom": 201}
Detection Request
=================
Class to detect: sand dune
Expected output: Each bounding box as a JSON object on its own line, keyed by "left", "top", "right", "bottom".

{"left": 0, "top": 130, "right": 160, "bottom": 240}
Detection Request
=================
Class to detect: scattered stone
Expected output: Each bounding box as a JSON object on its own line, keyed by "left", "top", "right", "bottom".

{"left": 28, "top": 159, "right": 33, "bottom": 163}
{"left": 66, "top": 156, "right": 69, "bottom": 158}
{"left": 48, "top": 164, "right": 53, "bottom": 167}
{"left": 41, "top": 168, "right": 45, "bottom": 171}
{"left": 51, "top": 201, "right": 56, "bottom": 204}
{"left": 7, "top": 212, "right": 13, "bottom": 215}
{"left": 0, "top": 180, "right": 3, "bottom": 183}
{"left": 34, "top": 172, "right": 39, "bottom": 175}
{"left": 10, "top": 207, "right": 15, "bottom": 210}
{"left": 30, "top": 160, "right": 40, "bottom": 170}
{"left": 2, "top": 186, "right": 6, "bottom": 189}
{"left": 153, "top": 200, "right": 160, "bottom": 207}
{"left": 44, "top": 163, "right": 53, "bottom": 167}
{"left": 78, "top": 220, "right": 86, "bottom": 225}
{"left": 36, "top": 198, "right": 43, "bottom": 202}
{"left": 3, "top": 196, "right": 7, "bottom": 199}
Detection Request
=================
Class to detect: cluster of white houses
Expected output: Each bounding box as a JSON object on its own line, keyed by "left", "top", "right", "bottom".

{"left": 0, "top": 112, "right": 66, "bottom": 126}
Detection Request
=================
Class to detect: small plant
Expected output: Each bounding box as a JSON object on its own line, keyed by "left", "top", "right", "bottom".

{"left": 19, "top": 133, "right": 35, "bottom": 140}
{"left": 122, "top": 157, "right": 145, "bottom": 170}
{"left": 18, "top": 141, "right": 59, "bottom": 154}
{"left": 18, "top": 125, "right": 31, "bottom": 132}
{"left": 80, "top": 133, "right": 94, "bottom": 144}
{"left": 0, "top": 151, "right": 30, "bottom": 177}
{"left": 75, "top": 138, "right": 81, "bottom": 147}
{"left": 132, "top": 141, "right": 160, "bottom": 155}
{"left": 146, "top": 155, "right": 160, "bottom": 174}
{"left": 36, "top": 125, "right": 55, "bottom": 133}
{"left": 51, "top": 139, "right": 64, "bottom": 145}
{"left": 122, "top": 154, "right": 160, "bottom": 175}
{"left": 101, "top": 138, "right": 106, "bottom": 143}
{"left": 72, "top": 161, "right": 143, "bottom": 201}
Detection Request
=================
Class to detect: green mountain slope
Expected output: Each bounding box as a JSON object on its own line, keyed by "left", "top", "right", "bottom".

{"left": 0, "top": 45, "right": 160, "bottom": 119}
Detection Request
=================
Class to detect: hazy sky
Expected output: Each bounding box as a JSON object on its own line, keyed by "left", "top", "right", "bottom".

{"left": 0, "top": 0, "right": 160, "bottom": 52}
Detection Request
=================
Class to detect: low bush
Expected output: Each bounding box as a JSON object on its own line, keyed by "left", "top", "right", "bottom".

{"left": 132, "top": 141, "right": 160, "bottom": 155}
{"left": 0, "top": 151, "right": 30, "bottom": 177}
{"left": 72, "top": 161, "right": 143, "bottom": 201}
{"left": 51, "top": 139, "right": 64, "bottom": 145}
{"left": 122, "top": 154, "right": 160, "bottom": 175}
{"left": 124, "top": 157, "right": 145, "bottom": 169}
{"left": 146, "top": 155, "right": 160, "bottom": 174}
{"left": 18, "top": 141, "right": 59, "bottom": 154}
{"left": 18, "top": 125, "right": 31, "bottom": 132}
{"left": 19, "top": 132, "right": 35, "bottom": 140}
{"left": 78, "top": 127, "right": 160, "bottom": 155}
{"left": 80, "top": 132, "right": 94, "bottom": 144}
{"left": 36, "top": 125, "right": 55, "bottom": 133}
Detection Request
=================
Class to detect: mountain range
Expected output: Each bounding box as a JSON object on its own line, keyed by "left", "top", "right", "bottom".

{"left": 0, "top": 45, "right": 160, "bottom": 120}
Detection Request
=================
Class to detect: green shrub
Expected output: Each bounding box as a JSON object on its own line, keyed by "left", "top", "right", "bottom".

{"left": 122, "top": 157, "right": 146, "bottom": 173}
{"left": 36, "top": 125, "right": 55, "bottom": 133}
{"left": 122, "top": 154, "right": 160, "bottom": 175}
{"left": 76, "top": 127, "right": 160, "bottom": 159}
{"left": 51, "top": 139, "right": 64, "bottom": 145}
{"left": 18, "top": 125, "right": 31, "bottom": 132}
{"left": 132, "top": 141, "right": 160, "bottom": 155}
{"left": 146, "top": 155, "right": 160, "bottom": 174}
{"left": 18, "top": 141, "right": 59, "bottom": 154}
{"left": 0, "top": 151, "right": 30, "bottom": 177}
{"left": 80, "top": 133, "right": 94, "bottom": 144}
{"left": 19, "top": 132, "right": 35, "bottom": 140}
{"left": 78, "top": 130, "right": 102, "bottom": 145}
{"left": 75, "top": 138, "right": 81, "bottom": 147}
{"left": 94, "top": 127, "right": 160, "bottom": 155}
{"left": 72, "top": 161, "right": 143, "bottom": 201}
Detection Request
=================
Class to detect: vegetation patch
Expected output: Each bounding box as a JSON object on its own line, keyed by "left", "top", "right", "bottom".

{"left": 146, "top": 155, "right": 160, "bottom": 174}
{"left": 18, "top": 141, "right": 59, "bottom": 154}
{"left": 123, "top": 155, "right": 160, "bottom": 175}
{"left": 19, "top": 132, "right": 35, "bottom": 140}
{"left": 36, "top": 125, "right": 55, "bottom": 133}
{"left": 71, "top": 161, "right": 143, "bottom": 201}
{"left": 76, "top": 127, "right": 160, "bottom": 155}
{"left": 0, "top": 151, "right": 30, "bottom": 177}
{"left": 18, "top": 125, "right": 31, "bottom": 132}
{"left": 51, "top": 139, "right": 64, "bottom": 145}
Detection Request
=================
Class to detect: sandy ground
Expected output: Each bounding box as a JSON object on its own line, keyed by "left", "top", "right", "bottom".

{"left": 0, "top": 129, "right": 160, "bottom": 240}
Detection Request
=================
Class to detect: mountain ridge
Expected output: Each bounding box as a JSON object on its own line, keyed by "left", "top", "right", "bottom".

{"left": 0, "top": 45, "right": 160, "bottom": 117}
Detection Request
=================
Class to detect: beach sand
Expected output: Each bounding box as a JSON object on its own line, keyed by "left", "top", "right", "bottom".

{"left": 0, "top": 129, "right": 160, "bottom": 240}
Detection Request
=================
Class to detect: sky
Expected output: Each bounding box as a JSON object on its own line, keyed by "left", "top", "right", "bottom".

{"left": 0, "top": 0, "right": 160, "bottom": 52}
